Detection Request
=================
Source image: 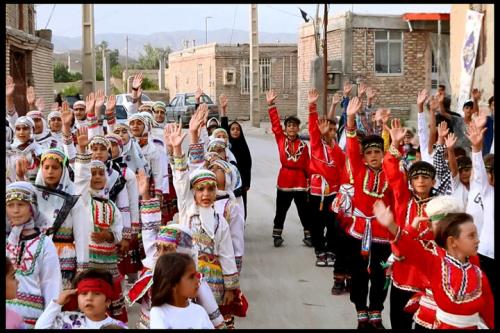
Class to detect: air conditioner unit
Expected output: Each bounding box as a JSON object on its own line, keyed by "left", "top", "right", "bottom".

{"left": 223, "top": 68, "right": 236, "bottom": 85}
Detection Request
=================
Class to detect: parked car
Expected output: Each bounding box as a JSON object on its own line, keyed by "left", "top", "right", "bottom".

{"left": 116, "top": 93, "right": 152, "bottom": 115}
{"left": 63, "top": 94, "right": 83, "bottom": 109}
{"left": 165, "top": 93, "right": 219, "bottom": 126}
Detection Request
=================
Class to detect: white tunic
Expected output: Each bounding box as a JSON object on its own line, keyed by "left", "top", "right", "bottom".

{"left": 150, "top": 301, "right": 214, "bottom": 329}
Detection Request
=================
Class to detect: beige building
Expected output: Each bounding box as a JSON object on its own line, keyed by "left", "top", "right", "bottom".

{"left": 166, "top": 43, "right": 298, "bottom": 120}
{"left": 449, "top": 4, "right": 494, "bottom": 110}
{"left": 6, "top": 4, "right": 54, "bottom": 115}
{"left": 298, "top": 12, "right": 450, "bottom": 123}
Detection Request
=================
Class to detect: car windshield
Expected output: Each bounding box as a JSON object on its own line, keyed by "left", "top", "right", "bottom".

{"left": 116, "top": 105, "right": 127, "bottom": 119}
{"left": 185, "top": 94, "right": 212, "bottom": 105}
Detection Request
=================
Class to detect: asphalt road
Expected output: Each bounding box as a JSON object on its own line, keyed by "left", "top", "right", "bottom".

{"left": 126, "top": 128, "right": 391, "bottom": 329}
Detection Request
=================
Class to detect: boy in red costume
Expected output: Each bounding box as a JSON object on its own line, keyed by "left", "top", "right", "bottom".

{"left": 344, "top": 97, "right": 394, "bottom": 329}
{"left": 267, "top": 89, "right": 311, "bottom": 248}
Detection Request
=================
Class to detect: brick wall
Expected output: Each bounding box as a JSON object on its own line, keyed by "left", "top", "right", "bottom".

{"left": 5, "top": 4, "right": 34, "bottom": 34}
{"left": 167, "top": 44, "right": 298, "bottom": 122}
{"left": 32, "top": 44, "right": 54, "bottom": 111}
{"left": 298, "top": 24, "right": 429, "bottom": 122}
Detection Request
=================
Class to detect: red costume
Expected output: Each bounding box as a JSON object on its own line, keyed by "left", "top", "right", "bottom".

{"left": 392, "top": 226, "right": 494, "bottom": 329}
{"left": 308, "top": 103, "right": 345, "bottom": 198}
{"left": 269, "top": 106, "right": 309, "bottom": 190}
{"left": 345, "top": 130, "right": 393, "bottom": 249}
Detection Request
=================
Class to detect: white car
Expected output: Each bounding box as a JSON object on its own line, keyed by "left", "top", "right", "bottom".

{"left": 115, "top": 93, "right": 152, "bottom": 115}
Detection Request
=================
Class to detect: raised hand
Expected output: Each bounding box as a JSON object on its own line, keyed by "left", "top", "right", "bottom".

{"left": 372, "top": 200, "right": 395, "bottom": 228}
{"left": 308, "top": 89, "right": 320, "bottom": 105}
{"left": 195, "top": 87, "right": 203, "bottom": 102}
{"left": 6, "top": 75, "right": 15, "bottom": 96}
{"left": 444, "top": 132, "right": 457, "bottom": 150}
{"left": 169, "top": 119, "right": 188, "bottom": 148}
{"left": 266, "top": 89, "right": 278, "bottom": 106}
{"left": 317, "top": 117, "right": 331, "bottom": 136}
{"left": 15, "top": 158, "right": 29, "bottom": 181}
{"left": 35, "top": 97, "right": 45, "bottom": 112}
{"left": 56, "top": 289, "right": 78, "bottom": 306}
{"left": 417, "top": 89, "right": 429, "bottom": 106}
{"left": 132, "top": 72, "right": 143, "bottom": 90}
{"left": 466, "top": 121, "right": 487, "bottom": 151}
{"left": 136, "top": 169, "right": 151, "bottom": 199}
{"left": 106, "top": 94, "right": 117, "bottom": 112}
{"left": 473, "top": 107, "right": 488, "bottom": 129}
{"left": 61, "top": 102, "right": 73, "bottom": 132}
{"left": 219, "top": 94, "right": 228, "bottom": 110}
{"left": 85, "top": 92, "right": 96, "bottom": 115}
{"left": 471, "top": 88, "right": 482, "bottom": 101}
{"left": 386, "top": 118, "right": 407, "bottom": 146}
{"left": 332, "top": 92, "right": 342, "bottom": 105}
{"left": 437, "top": 121, "right": 449, "bottom": 139}
{"left": 163, "top": 123, "right": 174, "bottom": 151}
{"left": 26, "top": 86, "right": 36, "bottom": 107}
{"left": 411, "top": 216, "right": 431, "bottom": 230}
{"left": 366, "top": 87, "right": 376, "bottom": 103}
{"left": 343, "top": 81, "right": 352, "bottom": 97}
{"left": 357, "top": 82, "right": 367, "bottom": 98}
{"left": 94, "top": 89, "right": 106, "bottom": 111}
{"left": 346, "top": 96, "right": 362, "bottom": 116}
{"left": 76, "top": 126, "right": 90, "bottom": 151}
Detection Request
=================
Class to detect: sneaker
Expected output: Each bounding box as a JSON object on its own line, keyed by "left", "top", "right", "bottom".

{"left": 316, "top": 253, "right": 328, "bottom": 267}
{"left": 331, "top": 279, "right": 345, "bottom": 295}
{"left": 326, "top": 252, "right": 335, "bottom": 267}
{"left": 274, "top": 236, "right": 284, "bottom": 247}
{"left": 302, "top": 235, "right": 313, "bottom": 247}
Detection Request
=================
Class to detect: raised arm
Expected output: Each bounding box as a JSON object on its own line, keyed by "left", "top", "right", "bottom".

{"left": 266, "top": 89, "right": 284, "bottom": 139}
{"left": 428, "top": 95, "right": 439, "bottom": 155}
{"left": 219, "top": 94, "right": 230, "bottom": 132}
{"left": 61, "top": 102, "right": 77, "bottom": 163}
{"left": 308, "top": 89, "right": 321, "bottom": 147}
{"left": 466, "top": 122, "right": 490, "bottom": 197}
{"left": 433, "top": 121, "right": 452, "bottom": 195}
{"left": 444, "top": 133, "right": 458, "bottom": 178}
{"left": 345, "top": 96, "right": 364, "bottom": 171}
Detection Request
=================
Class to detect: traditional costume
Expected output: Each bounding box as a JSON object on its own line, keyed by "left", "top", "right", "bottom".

{"left": 26, "top": 110, "right": 62, "bottom": 150}
{"left": 5, "top": 182, "right": 62, "bottom": 328}
{"left": 268, "top": 104, "right": 311, "bottom": 244}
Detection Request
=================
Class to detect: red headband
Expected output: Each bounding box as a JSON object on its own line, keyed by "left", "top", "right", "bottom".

{"left": 77, "top": 278, "right": 114, "bottom": 299}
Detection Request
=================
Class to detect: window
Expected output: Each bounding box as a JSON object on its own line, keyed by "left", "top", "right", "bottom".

{"left": 223, "top": 68, "right": 236, "bottom": 85}
{"left": 260, "top": 58, "right": 271, "bottom": 93}
{"left": 185, "top": 94, "right": 213, "bottom": 105}
{"left": 169, "top": 97, "right": 178, "bottom": 106}
{"left": 431, "top": 51, "right": 437, "bottom": 73}
{"left": 375, "top": 31, "right": 403, "bottom": 74}
{"left": 197, "top": 64, "right": 203, "bottom": 89}
{"left": 240, "top": 59, "right": 250, "bottom": 94}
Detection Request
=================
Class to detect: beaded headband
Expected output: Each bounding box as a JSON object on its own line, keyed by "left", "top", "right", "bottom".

{"left": 153, "top": 101, "right": 166, "bottom": 111}
{"left": 105, "top": 134, "right": 123, "bottom": 148}
{"left": 26, "top": 110, "right": 43, "bottom": 119}
{"left": 207, "top": 139, "right": 227, "bottom": 152}
{"left": 429, "top": 213, "right": 446, "bottom": 222}
{"left": 48, "top": 111, "right": 62, "bottom": 121}
{"left": 156, "top": 225, "right": 193, "bottom": 249}
{"left": 189, "top": 169, "right": 217, "bottom": 189}
{"left": 15, "top": 116, "right": 35, "bottom": 129}
{"left": 89, "top": 135, "right": 111, "bottom": 150}
{"left": 6, "top": 183, "right": 37, "bottom": 204}
{"left": 73, "top": 101, "right": 85, "bottom": 109}
{"left": 114, "top": 123, "right": 130, "bottom": 132}
{"left": 41, "top": 148, "right": 68, "bottom": 166}
{"left": 212, "top": 128, "right": 228, "bottom": 138}
{"left": 89, "top": 160, "right": 107, "bottom": 171}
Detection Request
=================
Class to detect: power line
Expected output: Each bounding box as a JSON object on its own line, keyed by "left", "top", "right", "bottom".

{"left": 229, "top": 5, "right": 238, "bottom": 45}
{"left": 265, "top": 4, "right": 301, "bottom": 18}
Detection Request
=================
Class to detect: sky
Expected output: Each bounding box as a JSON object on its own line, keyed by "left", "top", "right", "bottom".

{"left": 35, "top": 4, "right": 452, "bottom": 37}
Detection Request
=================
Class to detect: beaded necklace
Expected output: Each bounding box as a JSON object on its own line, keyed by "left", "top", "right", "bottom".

{"left": 362, "top": 168, "right": 388, "bottom": 198}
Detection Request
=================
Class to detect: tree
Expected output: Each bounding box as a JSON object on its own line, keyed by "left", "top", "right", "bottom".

{"left": 142, "top": 77, "right": 158, "bottom": 90}
{"left": 61, "top": 85, "right": 82, "bottom": 97}
{"left": 137, "top": 43, "right": 171, "bottom": 70}
{"left": 95, "top": 40, "right": 120, "bottom": 81}
{"left": 54, "top": 63, "right": 82, "bottom": 82}
{"left": 111, "top": 64, "right": 123, "bottom": 79}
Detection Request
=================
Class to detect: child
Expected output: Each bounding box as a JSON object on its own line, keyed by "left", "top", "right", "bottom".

{"left": 127, "top": 170, "right": 225, "bottom": 329}
{"left": 33, "top": 148, "right": 88, "bottom": 289}
{"left": 34, "top": 269, "right": 128, "bottom": 329}
{"left": 150, "top": 253, "right": 214, "bottom": 329}
{"left": 6, "top": 181, "right": 62, "bottom": 328}
{"left": 373, "top": 203, "right": 494, "bottom": 329}
{"left": 6, "top": 258, "right": 25, "bottom": 329}
{"left": 169, "top": 116, "right": 240, "bottom": 323}
{"left": 343, "top": 97, "right": 394, "bottom": 329}
{"left": 266, "top": 89, "right": 311, "bottom": 248}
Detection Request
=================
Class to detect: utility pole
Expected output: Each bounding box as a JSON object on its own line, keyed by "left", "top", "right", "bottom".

{"left": 103, "top": 47, "right": 111, "bottom": 95}
{"left": 250, "top": 4, "right": 260, "bottom": 128}
{"left": 82, "top": 4, "right": 95, "bottom": 98}
{"left": 67, "top": 52, "right": 71, "bottom": 72}
{"left": 125, "top": 35, "right": 129, "bottom": 92}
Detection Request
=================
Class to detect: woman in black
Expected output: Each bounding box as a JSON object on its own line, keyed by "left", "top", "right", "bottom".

{"left": 219, "top": 95, "right": 252, "bottom": 219}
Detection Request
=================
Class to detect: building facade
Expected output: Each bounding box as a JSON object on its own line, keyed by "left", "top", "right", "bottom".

{"left": 166, "top": 43, "right": 298, "bottom": 120}
{"left": 449, "top": 4, "right": 494, "bottom": 111}
{"left": 6, "top": 4, "right": 54, "bottom": 115}
{"left": 297, "top": 12, "right": 450, "bottom": 124}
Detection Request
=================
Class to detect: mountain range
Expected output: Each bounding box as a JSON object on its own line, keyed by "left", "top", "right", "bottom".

{"left": 52, "top": 29, "right": 298, "bottom": 60}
